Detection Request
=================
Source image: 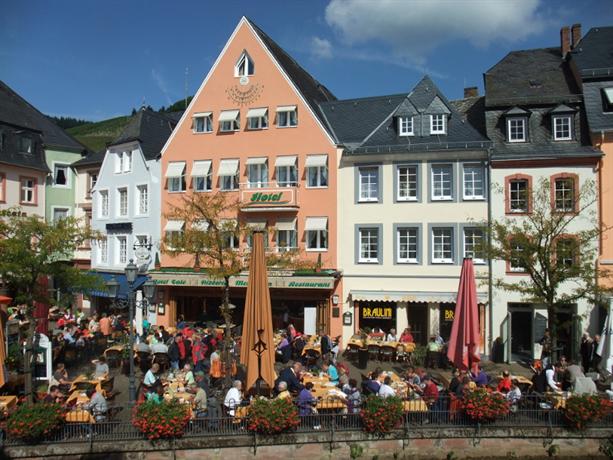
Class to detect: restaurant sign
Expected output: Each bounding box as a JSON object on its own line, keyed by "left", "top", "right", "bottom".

{"left": 240, "top": 188, "right": 297, "bottom": 209}
{"left": 361, "top": 306, "right": 393, "bottom": 320}
{"left": 151, "top": 272, "right": 334, "bottom": 290}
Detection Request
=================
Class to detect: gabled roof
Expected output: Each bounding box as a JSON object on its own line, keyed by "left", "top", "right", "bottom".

{"left": 245, "top": 18, "right": 337, "bottom": 136}
{"left": 71, "top": 148, "right": 105, "bottom": 168}
{"left": 109, "top": 109, "right": 180, "bottom": 161}
{"left": 320, "top": 76, "right": 490, "bottom": 155}
{"left": 0, "top": 80, "right": 88, "bottom": 153}
{"left": 571, "top": 26, "right": 613, "bottom": 77}
{"left": 484, "top": 47, "right": 581, "bottom": 107}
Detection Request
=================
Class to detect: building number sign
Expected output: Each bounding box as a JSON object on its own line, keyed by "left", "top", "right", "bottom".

{"left": 226, "top": 83, "right": 263, "bottom": 106}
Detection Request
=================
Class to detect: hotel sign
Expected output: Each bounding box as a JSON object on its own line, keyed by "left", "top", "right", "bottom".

{"left": 151, "top": 272, "right": 334, "bottom": 290}
{"left": 362, "top": 306, "right": 393, "bottom": 320}
{"left": 240, "top": 188, "right": 297, "bottom": 210}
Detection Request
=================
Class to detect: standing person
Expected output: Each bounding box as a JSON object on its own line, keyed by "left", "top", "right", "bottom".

{"left": 99, "top": 313, "right": 112, "bottom": 339}
{"left": 592, "top": 334, "right": 602, "bottom": 372}
{"left": 539, "top": 329, "right": 553, "bottom": 369}
{"left": 320, "top": 330, "right": 332, "bottom": 361}
{"left": 580, "top": 333, "right": 593, "bottom": 372}
{"left": 168, "top": 336, "right": 181, "bottom": 370}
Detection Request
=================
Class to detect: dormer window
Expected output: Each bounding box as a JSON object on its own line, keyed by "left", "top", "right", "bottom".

{"left": 430, "top": 114, "right": 446, "bottom": 134}
{"left": 553, "top": 115, "right": 572, "bottom": 141}
{"left": 603, "top": 87, "right": 613, "bottom": 113}
{"left": 507, "top": 117, "right": 527, "bottom": 143}
{"left": 398, "top": 116, "right": 414, "bottom": 136}
{"left": 235, "top": 52, "right": 254, "bottom": 77}
{"left": 20, "top": 137, "right": 32, "bottom": 154}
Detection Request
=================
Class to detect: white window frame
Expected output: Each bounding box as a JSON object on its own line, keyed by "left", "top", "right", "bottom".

{"left": 20, "top": 178, "right": 36, "bottom": 204}
{"left": 398, "top": 116, "right": 414, "bottom": 136}
{"left": 431, "top": 164, "right": 453, "bottom": 201}
{"left": 98, "top": 238, "right": 108, "bottom": 265}
{"left": 193, "top": 174, "right": 212, "bottom": 192}
{"left": 509, "top": 180, "right": 528, "bottom": 213}
{"left": 507, "top": 117, "right": 526, "bottom": 143}
{"left": 220, "top": 174, "right": 238, "bottom": 191}
{"left": 397, "top": 165, "right": 418, "bottom": 201}
{"left": 136, "top": 184, "right": 149, "bottom": 216}
{"left": 463, "top": 228, "right": 485, "bottom": 264}
{"left": 306, "top": 165, "right": 328, "bottom": 188}
{"left": 52, "top": 206, "right": 70, "bottom": 222}
{"left": 116, "top": 235, "right": 128, "bottom": 265}
{"left": 554, "top": 177, "right": 575, "bottom": 212}
{"left": 235, "top": 51, "right": 254, "bottom": 77}
{"left": 509, "top": 239, "right": 526, "bottom": 272}
{"left": 87, "top": 171, "right": 97, "bottom": 197}
{"left": 276, "top": 165, "right": 297, "bottom": 187}
{"left": 193, "top": 115, "right": 213, "bottom": 133}
{"left": 462, "top": 164, "right": 485, "bottom": 200}
{"left": 98, "top": 189, "right": 109, "bottom": 218}
{"left": 247, "top": 111, "right": 268, "bottom": 130}
{"left": 358, "top": 227, "right": 380, "bottom": 263}
{"left": 306, "top": 230, "right": 328, "bottom": 251}
{"left": 247, "top": 162, "right": 268, "bottom": 189}
{"left": 52, "top": 162, "right": 70, "bottom": 188}
{"left": 396, "top": 227, "right": 418, "bottom": 264}
{"left": 430, "top": 114, "right": 446, "bottom": 134}
{"left": 135, "top": 234, "right": 150, "bottom": 249}
{"left": 358, "top": 167, "right": 379, "bottom": 202}
{"left": 117, "top": 187, "right": 128, "bottom": 217}
{"left": 277, "top": 108, "right": 298, "bottom": 128}
{"left": 432, "top": 227, "right": 453, "bottom": 264}
{"left": 276, "top": 229, "right": 297, "bottom": 252}
{"left": 553, "top": 115, "right": 572, "bottom": 141}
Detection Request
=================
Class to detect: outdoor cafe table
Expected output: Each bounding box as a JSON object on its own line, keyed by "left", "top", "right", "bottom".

{"left": 0, "top": 395, "right": 17, "bottom": 414}
{"left": 403, "top": 399, "right": 429, "bottom": 412}
{"left": 66, "top": 390, "right": 91, "bottom": 406}
{"left": 69, "top": 374, "right": 106, "bottom": 394}
{"left": 302, "top": 374, "right": 347, "bottom": 410}
{"left": 65, "top": 409, "right": 95, "bottom": 423}
{"left": 547, "top": 391, "right": 569, "bottom": 409}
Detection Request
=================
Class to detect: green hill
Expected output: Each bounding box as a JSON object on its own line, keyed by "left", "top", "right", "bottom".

{"left": 67, "top": 115, "right": 131, "bottom": 152}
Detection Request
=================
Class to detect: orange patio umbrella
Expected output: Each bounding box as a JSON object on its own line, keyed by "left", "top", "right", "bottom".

{"left": 0, "top": 296, "right": 12, "bottom": 388}
{"left": 240, "top": 231, "right": 276, "bottom": 391}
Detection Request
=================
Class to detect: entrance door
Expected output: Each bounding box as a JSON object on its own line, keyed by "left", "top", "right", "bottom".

{"left": 510, "top": 310, "right": 533, "bottom": 362}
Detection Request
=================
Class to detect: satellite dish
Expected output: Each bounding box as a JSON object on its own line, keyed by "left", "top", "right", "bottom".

{"left": 239, "top": 76, "right": 249, "bottom": 86}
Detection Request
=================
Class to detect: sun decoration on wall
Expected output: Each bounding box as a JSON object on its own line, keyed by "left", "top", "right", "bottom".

{"left": 225, "top": 78, "right": 263, "bottom": 106}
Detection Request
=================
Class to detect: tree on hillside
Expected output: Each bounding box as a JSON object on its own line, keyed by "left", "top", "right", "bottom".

{"left": 0, "top": 210, "right": 103, "bottom": 401}
{"left": 485, "top": 178, "right": 612, "bottom": 358}
{"left": 163, "top": 192, "right": 311, "bottom": 387}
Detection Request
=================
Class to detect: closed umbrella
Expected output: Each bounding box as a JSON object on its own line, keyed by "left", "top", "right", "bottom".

{"left": 0, "top": 296, "right": 11, "bottom": 388}
{"left": 447, "top": 258, "right": 481, "bottom": 374}
{"left": 240, "top": 231, "right": 276, "bottom": 391}
{"left": 34, "top": 302, "right": 49, "bottom": 336}
{"left": 596, "top": 297, "right": 613, "bottom": 373}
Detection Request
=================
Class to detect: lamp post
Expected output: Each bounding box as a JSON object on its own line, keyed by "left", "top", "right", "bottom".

{"left": 106, "top": 259, "right": 156, "bottom": 405}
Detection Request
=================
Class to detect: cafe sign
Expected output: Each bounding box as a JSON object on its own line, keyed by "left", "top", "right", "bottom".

{"left": 361, "top": 306, "right": 393, "bottom": 320}
{"left": 150, "top": 272, "right": 334, "bottom": 290}
{"left": 240, "top": 188, "right": 297, "bottom": 210}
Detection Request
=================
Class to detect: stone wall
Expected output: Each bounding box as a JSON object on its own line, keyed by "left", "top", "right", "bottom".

{"left": 3, "top": 427, "right": 612, "bottom": 459}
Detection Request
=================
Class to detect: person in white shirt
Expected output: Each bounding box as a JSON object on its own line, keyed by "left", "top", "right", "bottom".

{"left": 545, "top": 365, "right": 561, "bottom": 391}
{"left": 224, "top": 380, "right": 243, "bottom": 416}
{"left": 386, "top": 329, "right": 397, "bottom": 342}
{"left": 378, "top": 376, "right": 396, "bottom": 398}
{"left": 506, "top": 381, "right": 521, "bottom": 404}
{"left": 143, "top": 363, "right": 160, "bottom": 390}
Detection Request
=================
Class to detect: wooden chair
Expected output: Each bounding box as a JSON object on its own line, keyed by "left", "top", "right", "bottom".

{"left": 367, "top": 344, "right": 380, "bottom": 361}
{"left": 344, "top": 344, "right": 360, "bottom": 362}
{"left": 380, "top": 345, "right": 395, "bottom": 362}
{"left": 395, "top": 345, "right": 407, "bottom": 363}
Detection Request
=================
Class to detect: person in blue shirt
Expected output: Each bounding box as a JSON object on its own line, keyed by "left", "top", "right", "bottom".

{"left": 323, "top": 361, "right": 339, "bottom": 384}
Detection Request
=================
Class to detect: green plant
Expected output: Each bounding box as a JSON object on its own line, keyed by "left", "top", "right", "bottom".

{"left": 132, "top": 399, "right": 191, "bottom": 440}
{"left": 564, "top": 394, "right": 613, "bottom": 430}
{"left": 6, "top": 403, "right": 64, "bottom": 441}
{"left": 247, "top": 397, "right": 300, "bottom": 435}
{"left": 599, "top": 435, "right": 613, "bottom": 458}
{"left": 460, "top": 388, "right": 510, "bottom": 423}
{"left": 350, "top": 443, "right": 364, "bottom": 459}
{"left": 360, "top": 396, "right": 403, "bottom": 435}
{"left": 411, "top": 345, "right": 427, "bottom": 367}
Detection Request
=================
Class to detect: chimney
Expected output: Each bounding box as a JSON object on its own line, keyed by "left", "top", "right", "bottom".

{"left": 571, "top": 23, "right": 582, "bottom": 49}
{"left": 464, "top": 87, "right": 479, "bottom": 98}
{"left": 560, "top": 26, "right": 571, "bottom": 57}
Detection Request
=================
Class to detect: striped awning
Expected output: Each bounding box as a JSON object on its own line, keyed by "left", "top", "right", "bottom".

{"left": 350, "top": 290, "right": 488, "bottom": 304}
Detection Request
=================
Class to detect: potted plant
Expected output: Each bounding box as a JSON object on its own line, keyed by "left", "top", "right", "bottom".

{"left": 360, "top": 396, "right": 403, "bottom": 434}
{"left": 460, "top": 387, "right": 510, "bottom": 423}
{"left": 564, "top": 394, "right": 613, "bottom": 430}
{"left": 132, "top": 399, "right": 191, "bottom": 440}
{"left": 247, "top": 397, "right": 300, "bottom": 434}
{"left": 6, "top": 403, "right": 64, "bottom": 442}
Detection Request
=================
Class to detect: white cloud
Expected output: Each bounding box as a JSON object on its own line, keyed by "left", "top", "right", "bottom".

{"left": 151, "top": 68, "right": 172, "bottom": 106}
{"left": 311, "top": 36, "right": 333, "bottom": 59}
{"left": 325, "top": 0, "right": 548, "bottom": 62}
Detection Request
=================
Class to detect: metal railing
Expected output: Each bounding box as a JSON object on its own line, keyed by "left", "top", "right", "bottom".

{"left": 2, "top": 395, "right": 612, "bottom": 447}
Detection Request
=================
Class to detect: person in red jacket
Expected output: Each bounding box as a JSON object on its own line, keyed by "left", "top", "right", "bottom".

{"left": 497, "top": 370, "right": 512, "bottom": 393}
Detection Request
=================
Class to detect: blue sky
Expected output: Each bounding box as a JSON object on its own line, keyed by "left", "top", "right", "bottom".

{"left": 2, "top": 0, "right": 612, "bottom": 121}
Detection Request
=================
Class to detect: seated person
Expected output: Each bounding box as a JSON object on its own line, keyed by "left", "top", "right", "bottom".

{"left": 276, "top": 333, "right": 291, "bottom": 363}
{"left": 276, "top": 381, "right": 292, "bottom": 400}
{"left": 563, "top": 360, "right": 585, "bottom": 392}
{"left": 378, "top": 376, "right": 396, "bottom": 398}
{"left": 426, "top": 336, "right": 442, "bottom": 368}
{"left": 362, "top": 370, "right": 381, "bottom": 395}
{"left": 323, "top": 361, "right": 339, "bottom": 385}
{"left": 421, "top": 375, "right": 439, "bottom": 406}
{"left": 182, "top": 363, "right": 196, "bottom": 386}
{"left": 84, "top": 388, "right": 108, "bottom": 422}
{"left": 93, "top": 356, "right": 109, "bottom": 378}
{"left": 507, "top": 381, "right": 522, "bottom": 405}
{"left": 531, "top": 367, "right": 547, "bottom": 394}
{"left": 385, "top": 328, "right": 398, "bottom": 342}
{"left": 192, "top": 377, "right": 208, "bottom": 417}
{"left": 471, "top": 367, "right": 489, "bottom": 387}
{"left": 143, "top": 363, "right": 161, "bottom": 392}
{"left": 345, "top": 379, "right": 362, "bottom": 414}
{"left": 545, "top": 364, "right": 561, "bottom": 392}
{"left": 298, "top": 382, "right": 317, "bottom": 416}
{"left": 44, "top": 385, "right": 64, "bottom": 404}
{"left": 276, "top": 362, "right": 304, "bottom": 393}
{"left": 449, "top": 369, "right": 461, "bottom": 394}
{"left": 53, "top": 363, "right": 72, "bottom": 392}
{"left": 368, "top": 327, "right": 385, "bottom": 339}
{"left": 400, "top": 328, "right": 414, "bottom": 344}
{"left": 224, "top": 380, "right": 243, "bottom": 416}
{"left": 497, "top": 370, "right": 512, "bottom": 393}
{"left": 146, "top": 383, "right": 165, "bottom": 403}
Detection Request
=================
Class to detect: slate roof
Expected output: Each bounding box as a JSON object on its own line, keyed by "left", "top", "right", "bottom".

{"left": 246, "top": 18, "right": 337, "bottom": 137}
{"left": 319, "top": 76, "right": 490, "bottom": 155}
{"left": 484, "top": 47, "right": 581, "bottom": 107}
{"left": 0, "top": 123, "right": 49, "bottom": 173}
{"left": 0, "top": 80, "right": 88, "bottom": 153}
{"left": 71, "top": 148, "right": 106, "bottom": 167}
{"left": 571, "top": 26, "right": 613, "bottom": 77}
{"left": 108, "top": 109, "right": 180, "bottom": 161}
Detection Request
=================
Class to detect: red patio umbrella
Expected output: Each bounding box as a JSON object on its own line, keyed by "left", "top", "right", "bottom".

{"left": 446, "top": 258, "right": 481, "bottom": 374}
{"left": 34, "top": 276, "right": 49, "bottom": 335}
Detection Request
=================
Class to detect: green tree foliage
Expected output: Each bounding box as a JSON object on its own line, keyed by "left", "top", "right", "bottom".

{"left": 46, "top": 115, "right": 91, "bottom": 130}
{"left": 484, "top": 178, "right": 611, "bottom": 349}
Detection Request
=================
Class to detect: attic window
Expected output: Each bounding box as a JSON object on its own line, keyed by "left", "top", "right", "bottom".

{"left": 507, "top": 117, "right": 527, "bottom": 143}
{"left": 529, "top": 80, "right": 542, "bottom": 89}
{"left": 235, "top": 52, "right": 254, "bottom": 77}
{"left": 603, "top": 87, "right": 613, "bottom": 113}
{"left": 430, "top": 114, "right": 446, "bottom": 134}
{"left": 398, "top": 117, "right": 414, "bottom": 136}
{"left": 20, "top": 137, "right": 32, "bottom": 154}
